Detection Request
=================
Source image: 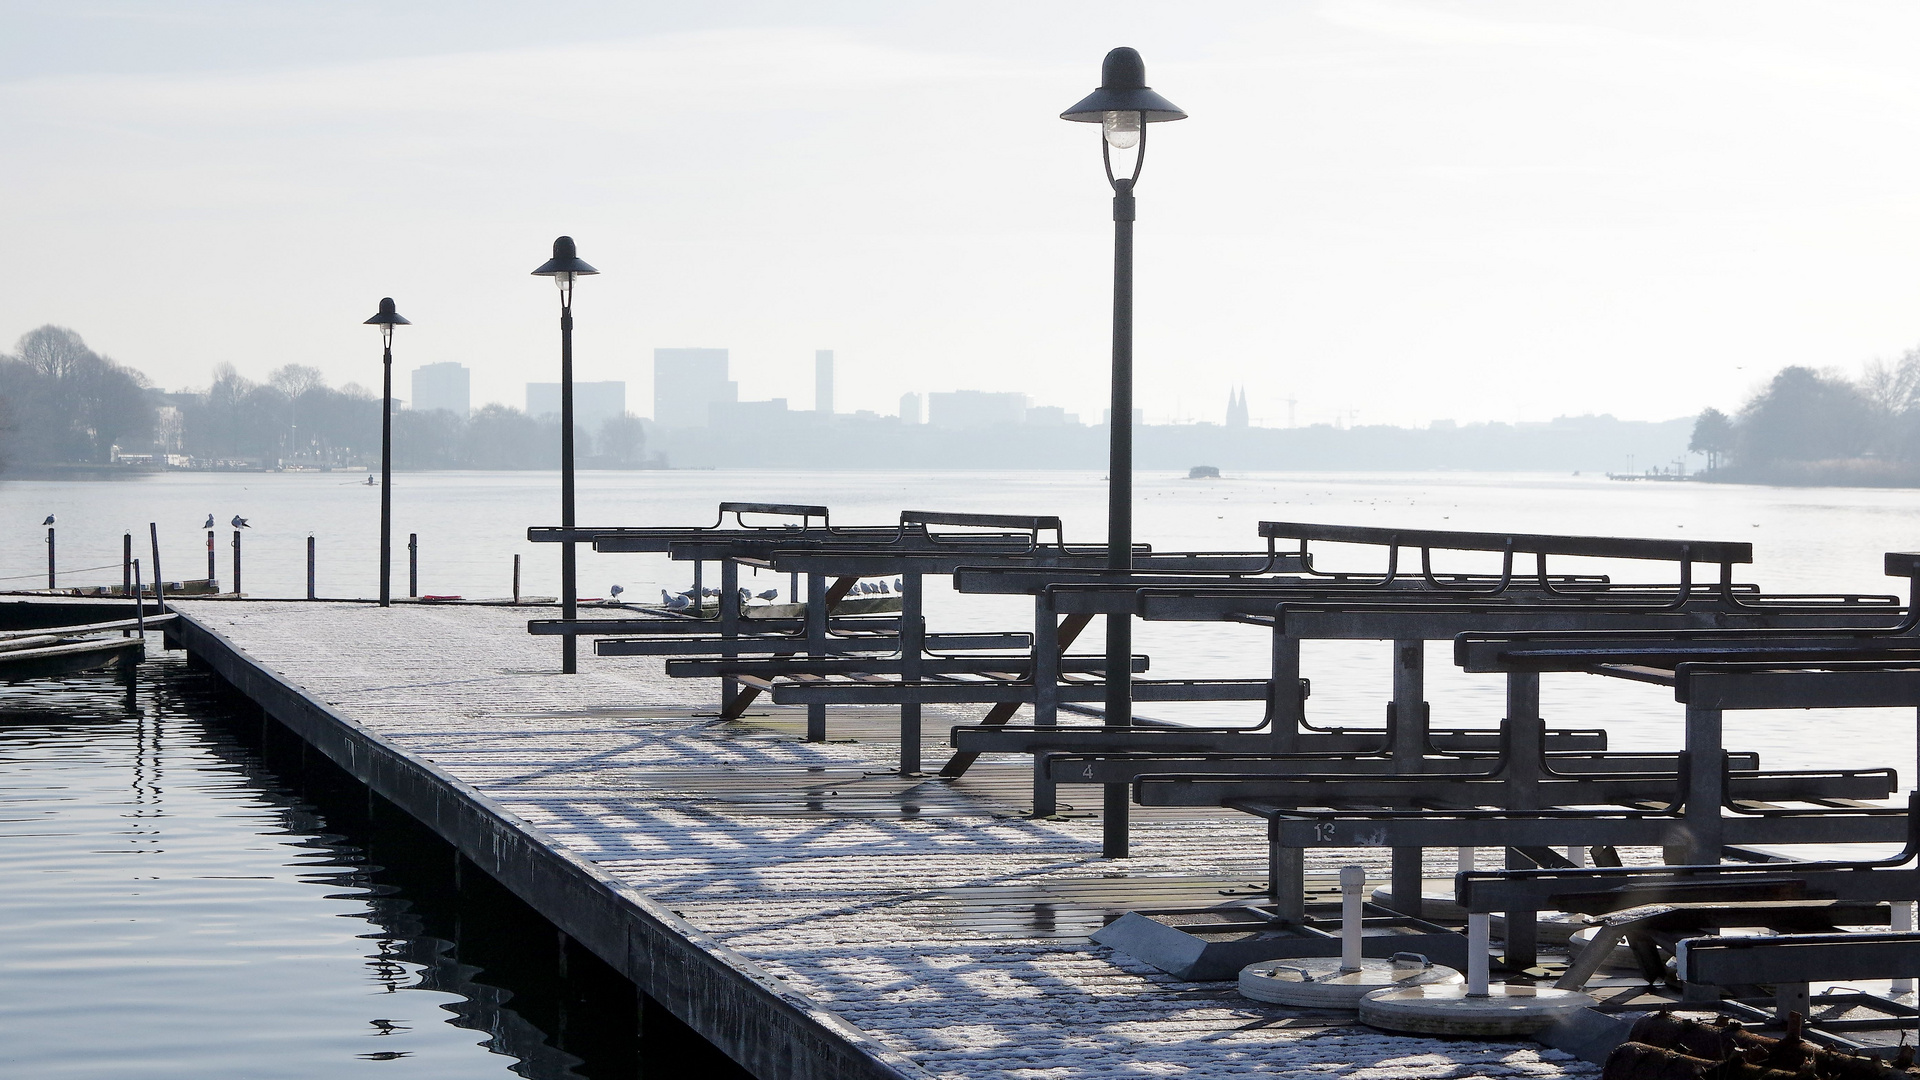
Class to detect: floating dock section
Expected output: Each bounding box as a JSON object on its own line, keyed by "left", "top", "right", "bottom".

{"left": 163, "top": 600, "right": 1590, "bottom": 1079}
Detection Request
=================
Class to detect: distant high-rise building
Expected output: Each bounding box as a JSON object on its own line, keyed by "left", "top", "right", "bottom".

{"left": 411, "top": 362, "right": 471, "bottom": 419}
{"left": 815, "top": 350, "right": 834, "bottom": 415}
{"left": 1226, "top": 387, "right": 1249, "bottom": 429}
{"left": 653, "top": 348, "right": 737, "bottom": 429}
{"left": 527, "top": 381, "right": 626, "bottom": 434}
{"left": 899, "top": 392, "right": 922, "bottom": 425}
{"left": 1024, "top": 405, "right": 1080, "bottom": 426}
{"left": 929, "top": 390, "right": 1027, "bottom": 429}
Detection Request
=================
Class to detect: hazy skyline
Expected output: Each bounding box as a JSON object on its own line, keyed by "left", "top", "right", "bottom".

{"left": 7, "top": 2, "right": 1920, "bottom": 428}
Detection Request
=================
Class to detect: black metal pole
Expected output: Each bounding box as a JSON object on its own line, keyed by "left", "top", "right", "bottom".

{"left": 560, "top": 294, "right": 578, "bottom": 674}
{"left": 232, "top": 529, "right": 242, "bottom": 595}
{"left": 408, "top": 532, "right": 418, "bottom": 598}
{"left": 46, "top": 526, "right": 55, "bottom": 590}
{"left": 1103, "top": 175, "right": 1136, "bottom": 859}
{"left": 380, "top": 340, "right": 393, "bottom": 607}
{"left": 148, "top": 522, "right": 164, "bottom": 614}
{"left": 207, "top": 529, "right": 216, "bottom": 589}
{"left": 307, "top": 535, "right": 316, "bottom": 600}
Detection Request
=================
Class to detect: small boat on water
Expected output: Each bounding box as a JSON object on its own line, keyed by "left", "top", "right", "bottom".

{"left": 0, "top": 614, "right": 170, "bottom": 682}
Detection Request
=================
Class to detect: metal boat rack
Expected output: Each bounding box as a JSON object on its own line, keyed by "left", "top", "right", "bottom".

{"left": 527, "top": 505, "right": 1920, "bottom": 1031}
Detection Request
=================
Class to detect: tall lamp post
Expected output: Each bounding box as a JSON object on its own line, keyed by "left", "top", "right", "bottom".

{"left": 531, "top": 236, "right": 599, "bottom": 674}
{"left": 364, "top": 297, "right": 410, "bottom": 608}
{"left": 1062, "top": 48, "right": 1185, "bottom": 857}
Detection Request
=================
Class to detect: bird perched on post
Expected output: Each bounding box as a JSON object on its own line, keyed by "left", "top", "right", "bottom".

{"left": 202, "top": 514, "right": 215, "bottom": 529}
{"left": 41, "top": 515, "right": 54, "bottom": 525}
{"left": 231, "top": 516, "right": 250, "bottom": 529}
{"left": 756, "top": 588, "right": 779, "bottom": 601}
{"left": 609, "top": 584, "right": 624, "bottom": 601}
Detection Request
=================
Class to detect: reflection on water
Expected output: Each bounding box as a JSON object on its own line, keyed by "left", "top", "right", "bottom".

{"left": 0, "top": 650, "right": 748, "bottom": 1080}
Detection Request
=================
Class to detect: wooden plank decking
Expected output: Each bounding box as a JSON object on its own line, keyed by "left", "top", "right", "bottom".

{"left": 170, "top": 600, "right": 1596, "bottom": 1080}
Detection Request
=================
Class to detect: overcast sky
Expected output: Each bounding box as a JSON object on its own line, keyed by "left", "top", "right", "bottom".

{"left": 5, "top": 1, "right": 1920, "bottom": 428}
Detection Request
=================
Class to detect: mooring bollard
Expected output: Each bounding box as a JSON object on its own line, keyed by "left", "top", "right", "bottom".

{"left": 232, "top": 529, "right": 242, "bottom": 595}
{"left": 307, "top": 535, "right": 316, "bottom": 600}
{"left": 46, "top": 525, "right": 55, "bottom": 590}
{"left": 1896, "top": 902, "right": 1915, "bottom": 995}
{"left": 1340, "top": 865, "right": 1365, "bottom": 973}
{"left": 1466, "top": 912, "right": 1491, "bottom": 996}
{"left": 513, "top": 554, "right": 521, "bottom": 604}
{"left": 123, "top": 534, "right": 134, "bottom": 636}
{"left": 148, "top": 522, "right": 164, "bottom": 614}
{"left": 408, "top": 533, "right": 418, "bottom": 598}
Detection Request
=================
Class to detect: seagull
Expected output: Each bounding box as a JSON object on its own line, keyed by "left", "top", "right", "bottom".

{"left": 660, "top": 589, "right": 672, "bottom": 605}
{"left": 203, "top": 514, "right": 215, "bottom": 529}
{"left": 893, "top": 578, "right": 903, "bottom": 592}
{"left": 877, "top": 581, "right": 890, "bottom": 594}
{"left": 665, "top": 593, "right": 691, "bottom": 610}
{"left": 41, "top": 515, "right": 53, "bottom": 526}
{"left": 756, "top": 588, "right": 779, "bottom": 601}
{"left": 609, "top": 584, "right": 624, "bottom": 600}
{"left": 231, "top": 515, "right": 250, "bottom": 529}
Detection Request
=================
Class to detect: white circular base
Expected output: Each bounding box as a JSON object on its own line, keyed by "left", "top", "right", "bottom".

{"left": 1240, "top": 956, "right": 1462, "bottom": 1009}
{"left": 1359, "top": 983, "right": 1597, "bottom": 1036}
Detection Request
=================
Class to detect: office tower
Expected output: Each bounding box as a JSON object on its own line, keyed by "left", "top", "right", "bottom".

{"left": 815, "top": 350, "right": 834, "bottom": 415}
{"left": 411, "top": 362, "right": 471, "bottom": 419}
{"left": 899, "top": 392, "right": 922, "bottom": 425}
{"left": 527, "top": 381, "right": 627, "bottom": 434}
{"left": 653, "top": 348, "right": 737, "bottom": 429}
{"left": 928, "top": 390, "right": 1028, "bottom": 429}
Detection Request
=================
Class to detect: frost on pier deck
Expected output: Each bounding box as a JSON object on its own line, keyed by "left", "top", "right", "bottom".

{"left": 174, "top": 600, "right": 1594, "bottom": 1080}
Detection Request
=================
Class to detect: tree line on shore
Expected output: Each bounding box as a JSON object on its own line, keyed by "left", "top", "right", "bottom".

{"left": 0, "top": 326, "right": 647, "bottom": 470}
{"left": 1690, "top": 347, "right": 1920, "bottom": 485}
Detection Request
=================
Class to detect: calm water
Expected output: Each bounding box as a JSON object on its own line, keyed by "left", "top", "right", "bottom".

{"left": 0, "top": 651, "right": 745, "bottom": 1079}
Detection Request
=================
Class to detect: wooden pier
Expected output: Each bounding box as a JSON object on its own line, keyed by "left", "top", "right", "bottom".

{"left": 160, "top": 600, "right": 1592, "bottom": 1080}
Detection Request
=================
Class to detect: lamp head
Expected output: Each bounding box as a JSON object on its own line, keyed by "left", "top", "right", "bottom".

{"left": 363, "top": 297, "right": 410, "bottom": 346}
{"left": 531, "top": 235, "right": 600, "bottom": 294}
{"left": 1059, "top": 47, "right": 1187, "bottom": 140}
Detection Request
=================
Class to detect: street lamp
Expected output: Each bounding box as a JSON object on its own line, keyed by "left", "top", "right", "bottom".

{"left": 531, "top": 235, "right": 599, "bottom": 674}
{"left": 363, "top": 297, "right": 410, "bottom": 608}
{"left": 1061, "top": 47, "right": 1185, "bottom": 857}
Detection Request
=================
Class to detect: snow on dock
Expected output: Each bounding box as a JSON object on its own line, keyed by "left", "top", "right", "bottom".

{"left": 172, "top": 600, "right": 1594, "bottom": 1080}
